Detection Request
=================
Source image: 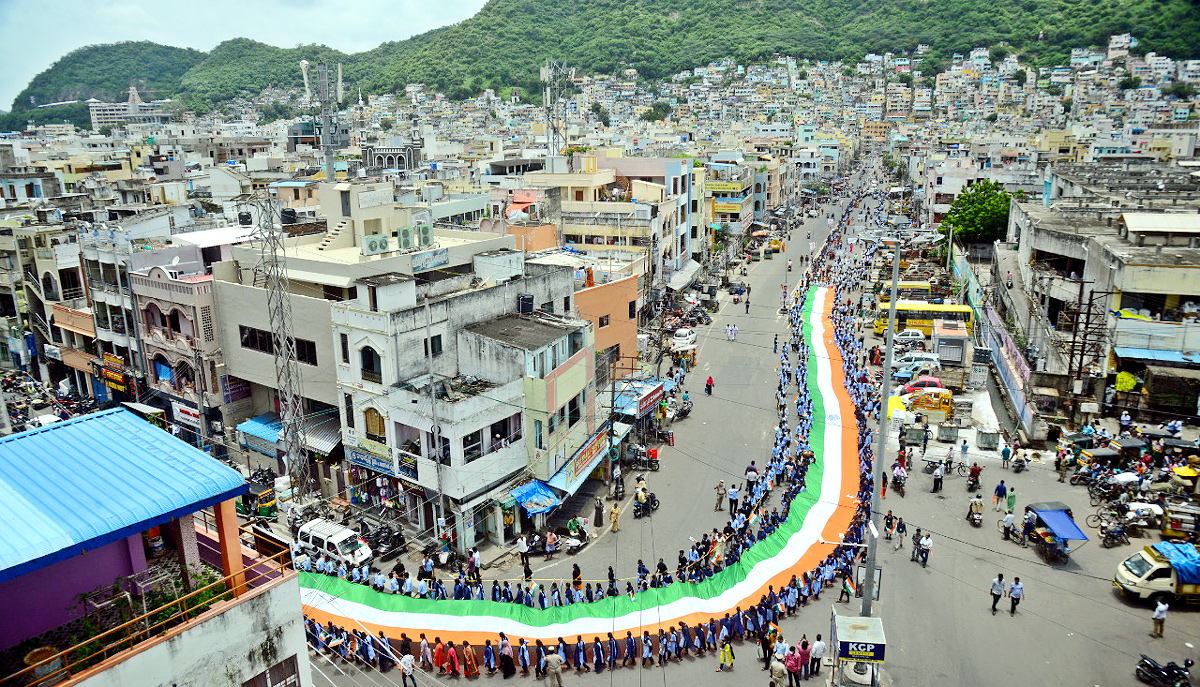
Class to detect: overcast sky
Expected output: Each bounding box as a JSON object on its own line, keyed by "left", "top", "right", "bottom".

{"left": 0, "top": 0, "right": 489, "bottom": 110}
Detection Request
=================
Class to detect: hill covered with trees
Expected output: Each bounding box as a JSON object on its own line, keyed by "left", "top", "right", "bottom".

{"left": 9, "top": 0, "right": 1200, "bottom": 127}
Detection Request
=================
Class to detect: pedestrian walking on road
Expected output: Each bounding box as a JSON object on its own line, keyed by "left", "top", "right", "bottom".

{"left": 993, "top": 480, "right": 1007, "bottom": 511}
{"left": 960, "top": 439, "right": 969, "bottom": 464}
{"left": 809, "top": 635, "right": 825, "bottom": 676}
{"left": 725, "top": 324, "right": 732, "bottom": 341}
{"left": 893, "top": 518, "right": 907, "bottom": 551}
{"left": 1008, "top": 577, "right": 1025, "bottom": 615}
{"left": 728, "top": 483, "right": 740, "bottom": 513}
{"left": 714, "top": 480, "right": 727, "bottom": 511}
{"left": 706, "top": 376, "right": 714, "bottom": 396}
{"left": 1001, "top": 444, "right": 1011, "bottom": 468}
{"left": 931, "top": 463, "right": 944, "bottom": 493}
{"left": 715, "top": 632, "right": 735, "bottom": 672}
{"left": 1151, "top": 598, "right": 1169, "bottom": 638}
{"left": 910, "top": 528, "right": 922, "bottom": 561}
{"left": 745, "top": 297, "right": 750, "bottom": 314}
{"left": 1006, "top": 487, "right": 1017, "bottom": 514}
{"left": 919, "top": 533, "right": 932, "bottom": 568}
{"left": 544, "top": 648, "right": 564, "bottom": 687}
{"left": 990, "top": 574, "right": 1006, "bottom": 615}
{"left": 594, "top": 497, "right": 604, "bottom": 527}
{"left": 774, "top": 334, "right": 779, "bottom": 353}
{"left": 609, "top": 504, "right": 621, "bottom": 532}
{"left": 731, "top": 324, "right": 739, "bottom": 341}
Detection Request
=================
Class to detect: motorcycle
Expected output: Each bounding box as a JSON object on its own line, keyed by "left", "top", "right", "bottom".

{"left": 788, "top": 261, "right": 793, "bottom": 271}
{"left": 1136, "top": 655, "right": 1193, "bottom": 686}
{"left": 422, "top": 541, "right": 461, "bottom": 569}
{"left": 633, "top": 492, "right": 661, "bottom": 518}
{"left": 967, "top": 508, "right": 983, "bottom": 527}
{"left": 375, "top": 528, "right": 408, "bottom": 560}
{"left": 667, "top": 399, "right": 693, "bottom": 421}
{"left": 891, "top": 473, "right": 906, "bottom": 497}
{"left": 628, "top": 444, "right": 660, "bottom": 471}
{"left": 1011, "top": 457, "right": 1027, "bottom": 473}
{"left": 966, "top": 475, "right": 981, "bottom": 492}
{"left": 1099, "top": 523, "right": 1130, "bottom": 548}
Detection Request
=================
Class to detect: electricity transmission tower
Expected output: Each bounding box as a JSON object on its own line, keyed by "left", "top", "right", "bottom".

{"left": 252, "top": 198, "right": 308, "bottom": 496}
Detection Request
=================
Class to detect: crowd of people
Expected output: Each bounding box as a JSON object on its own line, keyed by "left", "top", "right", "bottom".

{"left": 303, "top": 167, "right": 894, "bottom": 682}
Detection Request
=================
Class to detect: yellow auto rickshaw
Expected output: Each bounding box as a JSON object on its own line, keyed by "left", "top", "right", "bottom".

{"left": 237, "top": 483, "right": 278, "bottom": 518}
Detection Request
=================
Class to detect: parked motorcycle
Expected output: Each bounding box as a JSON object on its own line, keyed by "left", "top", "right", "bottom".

{"left": 1100, "top": 523, "right": 1131, "bottom": 548}
{"left": 633, "top": 492, "right": 661, "bottom": 518}
{"left": 628, "top": 444, "right": 660, "bottom": 471}
{"left": 1011, "top": 457, "right": 1027, "bottom": 473}
{"left": 1136, "top": 655, "right": 1193, "bottom": 686}
{"left": 375, "top": 528, "right": 407, "bottom": 560}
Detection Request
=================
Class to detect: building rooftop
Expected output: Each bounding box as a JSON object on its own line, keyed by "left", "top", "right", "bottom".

{"left": 464, "top": 313, "right": 581, "bottom": 350}
{"left": 0, "top": 409, "right": 246, "bottom": 583}
{"left": 357, "top": 272, "right": 414, "bottom": 287}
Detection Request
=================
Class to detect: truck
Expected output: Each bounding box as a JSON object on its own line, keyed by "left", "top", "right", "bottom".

{"left": 1112, "top": 542, "right": 1200, "bottom": 605}
{"left": 933, "top": 367, "right": 970, "bottom": 391}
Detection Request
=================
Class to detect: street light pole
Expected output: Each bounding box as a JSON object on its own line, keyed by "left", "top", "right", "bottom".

{"left": 861, "top": 232, "right": 903, "bottom": 618}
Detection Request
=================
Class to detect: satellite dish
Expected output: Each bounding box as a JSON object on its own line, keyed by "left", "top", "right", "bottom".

{"left": 170, "top": 255, "right": 181, "bottom": 266}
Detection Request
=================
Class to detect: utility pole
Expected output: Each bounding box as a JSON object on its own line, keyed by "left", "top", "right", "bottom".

{"left": 861, "top": 232, "right": 903, "bottom": 618}
{"left": 423, "top": 296, "right": 448, "bottom": 546}
{"left": 193, "top": 345, "right": 209, "bottom": 449}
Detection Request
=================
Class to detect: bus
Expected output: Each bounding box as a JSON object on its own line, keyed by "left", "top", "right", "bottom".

{"left": 877, "top": 280, "right": 932, "bottom": 302}
{"left": 874, "top": 301, "right": 974, "bottom": 336}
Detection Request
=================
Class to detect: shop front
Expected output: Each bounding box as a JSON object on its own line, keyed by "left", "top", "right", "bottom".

{"left": 344, "top": 431, "right": 428, "bottom": 533}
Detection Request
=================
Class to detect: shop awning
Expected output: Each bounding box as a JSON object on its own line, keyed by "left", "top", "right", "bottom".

{"left": 301, "top": 413, "right": 342, "bottom": 455}
{"left": 506, "top": 202, "right": 532, "bottom": 218}
{"left": 546, "top": 423, "right": 631, "bottom": 497}
{"left": 1034, "top": 509, "right": 1088, "bottom": 541}
{"left": 238, "top": 413, "right": 282, "bottom": 443}
{"left": 509, "top": 481, "right": 560, "bottom": 516}
{"left": 666, "top": 260, "right": 703, "bottom": 291}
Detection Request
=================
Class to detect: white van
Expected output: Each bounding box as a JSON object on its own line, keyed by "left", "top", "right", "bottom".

{"left": 890, "top": 351, "right": 941, "bottom": 369}
{"left": 297, "top": 518, "right": 373, "bottom": 567}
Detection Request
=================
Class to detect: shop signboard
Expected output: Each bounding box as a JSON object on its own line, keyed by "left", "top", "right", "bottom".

{"left": 637, "top": 383, "right": 665, "bottom": 418}
{"left": 706, "top": 181, "right": 744, "bottom": 192}
{"left": 568, "top": 429, "right": 608, "bottom": 484}
{"left": 412, "top": 248, "right": 449, "bottom": 272}
{"left": 171, "top": 400, "right": 201, "bottom": 428}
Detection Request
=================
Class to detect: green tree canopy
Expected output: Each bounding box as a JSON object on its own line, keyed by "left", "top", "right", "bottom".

{"left": 944, "top": 179, "right": 1010, "bottom": 243}
{"left": 1014, "top": 69, "right": 1027, "bottom": 86}
{"left": 640, "top": 101, "right": 671, "bottom": 122}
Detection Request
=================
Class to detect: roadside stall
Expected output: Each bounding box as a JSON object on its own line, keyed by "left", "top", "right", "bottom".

{"left": 1026, "top": 501, "right": 1088, "bottom": 564}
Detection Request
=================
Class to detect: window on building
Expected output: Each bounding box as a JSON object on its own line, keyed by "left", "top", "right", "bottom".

{"left": 367, "top": 285, "right": 378, "bottom": 312}
{"left": 239, "top": 325, "right": 273, "bottom": 354}
{"left": 567, "top": 394, "right": 581, "bottom": 427}
{"left": 547, "top": 411, "right": 557, "bottom": 435}
{"left": 462, "top": 429, "right": 483, "bottom": 463}
{"left": 599, "top": 315, "right": 610, "bottom": 328}
{"left": 575, "top": 190, "right": 584, "bottom": 201}
{"left": 569, "top": 330, "right": 584, "bottom": 356}
{"left": 364, "top": 408, "right": 386, "bottom": 443}
{"left": 344, "top": 393, "right": 355, "bottom": 428}
{"left": 340, "top": 333, "right": 349, "bottom": 363}
{"left": 563, "top": 296, "right": 571, "bottom": 313}
{"left": 534, "top": 419, "right": 544, "bottom": 449}
{"left": 423, "top": 335, "right": 443, "bottom": 357}
{"left": 242, "top": 655, "right": 300, "bottom": 687}
{"left": 360, "top": 346, "right": 382, "bottom": 383}
{"left": 628, "top": 301, "right": 637, "bottom": 320}
{"left": 295, "top": 338, "right": 318, "bottom": 366}
{"left": 542, "top": 301, "right": 553, "bottom": 313}
{"left": 936, "top": 176, "right": 943, "bottom": 185}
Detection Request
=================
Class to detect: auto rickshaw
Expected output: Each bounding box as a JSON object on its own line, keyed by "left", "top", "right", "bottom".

{"left": 1109, "top": 437, "right": 1146, "bottom": 465}
{"left": 237, "top": 483, "right": 278, "bottom": 518}
{"left": 1081, "top": 447, "right": 1121, "bottom": 469}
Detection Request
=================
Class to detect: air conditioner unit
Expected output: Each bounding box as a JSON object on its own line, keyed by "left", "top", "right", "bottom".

{"left": 415, "top": 224, "right": 434, "bottom": 246}
{"left": 361, "top": 234, "right": 391, "bottom": 256}
{"left": 397, "top": 227, "right": 414, "bottom": 249}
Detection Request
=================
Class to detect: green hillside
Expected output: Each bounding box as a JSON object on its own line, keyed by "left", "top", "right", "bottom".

{"left": 10, "top": 0, "right": 1200, "bottom": 125}
{"left": 11, "top": 41, "right": 204, "bottom": 110}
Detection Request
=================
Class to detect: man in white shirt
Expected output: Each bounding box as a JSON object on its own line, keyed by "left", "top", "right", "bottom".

{"left": 398, "top": 652, "right": 417, "bottom": 687}
{"left": 1002, "top": 511, "right": 1016, "bottom": 541}
{"left": 1151, "top": 598, "right": 1169, "bottom": 638}
{"left": 517, "top": 535, "right": 529, "bottom": 566}
{"left": 918, "top": 533, "right": 932, "bottom": 567}
{"left": 989, "top": 573, "right": 1007, "bottom": 615}
{"left": 809, "top": 634, "right": 826, "bottom": 675}
{"left": 931, "top": 463, "right": 944, "bottom": 493}
{"left": 1008, "top": 577, "right": 1026, "bottom": 615}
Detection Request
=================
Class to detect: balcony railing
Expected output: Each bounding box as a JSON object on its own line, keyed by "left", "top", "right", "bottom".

{"left": 4, "top": 549, "right": 293, "bottom": 686}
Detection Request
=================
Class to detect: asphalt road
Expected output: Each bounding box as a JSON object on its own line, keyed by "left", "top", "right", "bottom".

{"left": 310, "top": 161, "right": 1200, "bottom": 687}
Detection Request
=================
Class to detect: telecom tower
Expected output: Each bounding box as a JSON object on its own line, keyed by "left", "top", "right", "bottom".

{"left": 314, "top": 61, "right": 342, "bottom": 178}
{"left": 252, "top": 198, "right": 308, "bottom": 496}
{"left": 540, "top": 60, "right": 574, "bottom": 162}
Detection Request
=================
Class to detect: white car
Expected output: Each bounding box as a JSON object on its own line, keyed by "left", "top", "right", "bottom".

{"left": 893, "top": 328, "right": 925, "bottom": 345}
{"left": 672, "top": 328, "right": 697, "bottom": 348}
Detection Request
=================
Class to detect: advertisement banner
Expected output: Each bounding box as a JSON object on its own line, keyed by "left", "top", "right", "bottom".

{"left": 171, "top": 400, "right": 201, "bottom": 428}
{"left": 706, "top": 181, "right": 744, "bottom": 192}
{"left": 412, "top": 248, "right": 449, "bottom": 272}
{"left": 568, "top": 429, "right": 608, "bottom": 484}
{"left": 837, "top": 639, "right": 886, "bottom": 663}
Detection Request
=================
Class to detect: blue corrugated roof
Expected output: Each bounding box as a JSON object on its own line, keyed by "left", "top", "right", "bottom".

{"left": 0, "top": 408, "right": 246, "bottom": 583}
{"left": 1113, "top": 346, "right": 1200, "bottom": 364}
{"left": 238, "top": 413, "right": 282, "bottom": 443}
